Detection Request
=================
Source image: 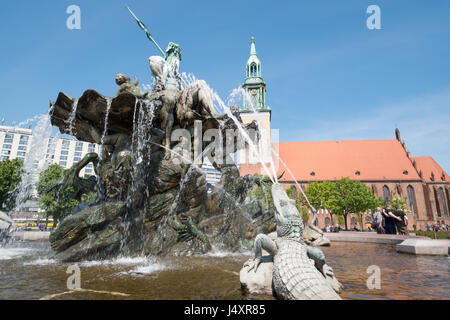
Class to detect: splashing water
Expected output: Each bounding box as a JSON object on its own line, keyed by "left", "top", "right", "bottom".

{"left": 121, "top": 98, "right": 156, "bottom": 253}
{"left": 66, "top": 98, "right": 79, "bottom": 136}
{"left": 101, "top": 98, "right": 112, "bottom": 145}
{"left": 13, "top": 114, "right": 53, "bottom": 211}
{"left": 99, "top": 98, "right": 112, "bottom": 160}
{"left": 180, "top": 73, "right": 275, "bottom": 182}
{"left": 227, "top": 87, "right": 278, "bottom": 183}
{"left": 213, "top": 90, "right": 274, "bottom": 183}
{"left": 227, "top": 87, "right": 316, "bottom": 211}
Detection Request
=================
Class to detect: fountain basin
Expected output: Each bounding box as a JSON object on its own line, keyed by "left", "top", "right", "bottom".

{"left": 396, "top": 238, "right": 450, "bottom": 256}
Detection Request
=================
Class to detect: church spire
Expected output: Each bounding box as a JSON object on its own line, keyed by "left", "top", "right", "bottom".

{"left": 250, "top": 36, "right": 257, "bottom": 56}
{"left": 242, "top": 36, "right": 269, "bottom": 112}
{"left": 246, "top": 36, "right": 261, "bottom": 78}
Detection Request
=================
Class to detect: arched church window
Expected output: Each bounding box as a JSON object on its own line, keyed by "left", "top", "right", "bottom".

{"left": 439, "top": 188, "right": 448, "bottom": 215}
{"left": 382, "top": 185, "right": 390, "bottom": 202}
{"left": 250, "top": 63, "right": 257, "bottom": 76}
{"left": 434, "top": 188, "right": 441, "bottom": 217}
{"left": 325, "top": 217, "right": 331, "bottom": 227}
{"left": 407, "top": 185, "right": 417, "bottom": 215}
{"left": 446, "top": 188, "right": 450, "bottom": 214}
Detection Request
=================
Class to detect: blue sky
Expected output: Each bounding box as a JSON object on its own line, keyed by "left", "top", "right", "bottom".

{"left": 1, "top": 0, "right": 449, "bottom": 171}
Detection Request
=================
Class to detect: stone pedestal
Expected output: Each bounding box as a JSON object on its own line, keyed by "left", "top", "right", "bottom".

{"left": 396, "top": 238, "right": 450, "bottom": 256}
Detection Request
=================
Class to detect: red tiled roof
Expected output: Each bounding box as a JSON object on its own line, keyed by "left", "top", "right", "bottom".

{"left": 240, "top": 139, "right": 422, "bottom": 182}
{"left": 412, "top": 156, "right": 449, "bottom": 183}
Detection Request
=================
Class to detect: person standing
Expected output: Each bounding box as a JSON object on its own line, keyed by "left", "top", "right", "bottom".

{"left": 382, "top": 204, "right": 398, "bottom": 234}
{"left": 372, "top": 207, "right": 385, "bottom": 234}
{"left": 393, "top": 204, "right": 409, "bottom": 235}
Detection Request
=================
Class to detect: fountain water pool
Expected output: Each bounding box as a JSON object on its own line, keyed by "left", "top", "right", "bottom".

{"left": 0, "top": 241, "right": 448, "bottom": 300}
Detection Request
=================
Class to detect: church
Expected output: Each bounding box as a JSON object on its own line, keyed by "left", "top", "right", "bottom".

{"left": 238, "top": 37, "right": 450, "bottom": 230}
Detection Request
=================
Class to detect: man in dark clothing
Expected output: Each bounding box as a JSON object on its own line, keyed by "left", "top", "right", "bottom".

{"left": 382, "top": 204, "right": 397, "bottom": 234}
{"left": 393, "top": 205, "right": 409, "bottom": 235}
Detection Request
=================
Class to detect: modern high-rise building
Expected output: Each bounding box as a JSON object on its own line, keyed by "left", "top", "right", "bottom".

{"left": 1, "top": 125, "right": 100, "bottom": 221}
{"left": 0, "top": 125, "right": 99, "bottom": 176}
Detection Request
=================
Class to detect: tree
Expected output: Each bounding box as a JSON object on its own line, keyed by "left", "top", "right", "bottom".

{"left": 37, "top": 164, "right": 95, "bottom": 226}
{"left": 304, "top": 181, "right": 339, "bottom": 226}
{"left": 286, "top": 186, "right": 309, "bottom": 223}
{"left": 0, "top": 159, "right": 23, "bottom": 211}
{"left": 388, "top": 197, "right": 411, "bottom": 214}
{"left": 332, "top": 178, "right": 381, "bottom": 230}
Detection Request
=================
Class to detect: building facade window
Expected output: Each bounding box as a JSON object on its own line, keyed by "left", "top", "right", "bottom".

{"left": 439, "top": 188, "right": 448, "bottom": 216}
{"left": 382, "top": 185, "right": 390, "bottom": 202}
{"left": 324, "top": 217, "right": 331, "bottom": 227}
{"left": 2, "top": 144, "right": 12, "bottom": 149}
{"left": 60, "top": 150, "right": 69, "bottom": 155}
{"left": 59, "top": 161, "right": 67, "bottom": 167}
{"left": 3, "top": 134, "right": 13, "bottom": 144}
{"left": 61, "top": 140, "right": 70, "bottom": 149}
{"left": 19, "top": 135, "right": 29, "bottom": 145}
{"left": 407, "top": 185, "right": 418, "bottom": 215}
{"left": 1, "top": 156, "right": 9, "bottom": 161}
{"left": 18, "top": 145, "right": 27, "bottom": 151}
{"left": 17, "top": 151, "right": 26, "bottom": 157}
{"left": 434, "top": 188, "right": 441, "bottom": 217}
{"left": 446, "top": 188, "right": 450, "bottom": 214}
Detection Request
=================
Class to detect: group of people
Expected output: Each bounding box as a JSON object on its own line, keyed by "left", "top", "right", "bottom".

{"left": 372, "top": 204, "right": 409, "bottom": 235}
{"left": 425, "top": 223, "right": 449, "bottom": 232}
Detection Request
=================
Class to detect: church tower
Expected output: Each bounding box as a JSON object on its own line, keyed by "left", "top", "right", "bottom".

{"left": 239, "top": 36, "right": 273, "bottom": 169}
{"left": 241, "top": 36, "right": 270, "bottom": 112}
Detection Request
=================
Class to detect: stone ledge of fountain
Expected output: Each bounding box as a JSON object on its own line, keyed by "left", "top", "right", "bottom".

{"left": 12, "top": 231, "right": 50, "bottom": 242}
{"left": 396, "top": 238, "right": 450, "bottom": 256}
{"left": 325, "top": 231, "right": 429, "bottom": 244}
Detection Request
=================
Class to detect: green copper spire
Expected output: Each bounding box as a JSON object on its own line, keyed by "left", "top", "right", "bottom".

{"left": 241, "top": 36, "right": 270, "bottom": 112}
{"left": 250, "top": 36, "right": 257, "bottom": 56}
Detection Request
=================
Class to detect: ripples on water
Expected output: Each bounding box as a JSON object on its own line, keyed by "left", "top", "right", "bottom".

{"left": 0, "top": 241, "right": 448, "bottom": 300}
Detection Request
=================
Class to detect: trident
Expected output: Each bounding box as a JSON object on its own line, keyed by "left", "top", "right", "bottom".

{"left": 126, "top": 5, "right": 165, "bottom": 56}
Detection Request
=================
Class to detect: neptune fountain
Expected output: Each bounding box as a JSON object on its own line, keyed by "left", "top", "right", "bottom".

{"left": 45, "top": 7, "right": 342, "bottom": 299}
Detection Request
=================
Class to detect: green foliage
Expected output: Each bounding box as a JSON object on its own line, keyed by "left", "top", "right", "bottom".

{"left": 0, "top": 158, "right": 24, "bottom": 211}
{"left": 386, "top": 197, "right": 411, "bottom": 214}
{"left": 298, "top": 206, "right": 310, "bottom": 223}
{"left": 37, "top": 164, "right": 95, "bottom": 224}
{"left": 285, "top": 185, "right": 309, "bottom": 223}
{"left": 304, "top": 181, "right": 337, "bottom": 211}
{"left": 414, "top": 231, "right": 450, "bottom": 239}
{"left": 304, "top": 178, "right": 381, "bottom": 230}
{"left": 247, "top": 183, "right": 274, "bottom": 211}
{"left": 336, "top": 215, "right": 344, "bottom": 226}
{"left": 286, "top": 186, "right": 297, "bottom": 199}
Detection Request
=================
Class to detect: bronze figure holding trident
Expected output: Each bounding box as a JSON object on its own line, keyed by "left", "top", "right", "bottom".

{"left": 127, "top": 5, "right": 182, "bottom": 90}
